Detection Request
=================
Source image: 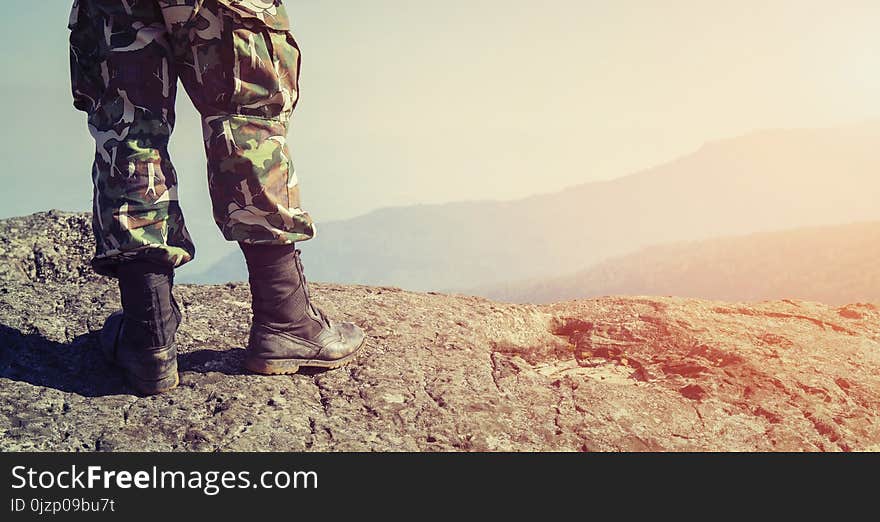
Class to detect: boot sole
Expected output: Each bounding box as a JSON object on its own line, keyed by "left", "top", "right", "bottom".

{"left": 243, "top": 338, "right": 365, "bottom": 375}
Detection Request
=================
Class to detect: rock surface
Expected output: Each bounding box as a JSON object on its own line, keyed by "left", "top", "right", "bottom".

{"left": 1, "top": 211, "right": 879, "bottom": 451}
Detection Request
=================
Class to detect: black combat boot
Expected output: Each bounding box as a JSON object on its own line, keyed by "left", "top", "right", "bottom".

{"left": 239, "top": 243, "right": 366, "bottom": 375}
{"left": 99, "top": 261, "right": 181, "bottom": 395}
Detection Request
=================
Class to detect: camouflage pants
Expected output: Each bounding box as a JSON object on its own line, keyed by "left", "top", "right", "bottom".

{"left": 68, "top": 0, "right": 315, "bottom": 277}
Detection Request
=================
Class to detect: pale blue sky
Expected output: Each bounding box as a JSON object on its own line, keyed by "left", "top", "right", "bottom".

{"left": 2, "top": 0, "right": 879, "bottom": 277}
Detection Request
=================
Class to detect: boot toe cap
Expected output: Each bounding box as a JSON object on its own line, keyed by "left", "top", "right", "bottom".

{"left": 320, "top": 321, "right": 366, "bottom": 360}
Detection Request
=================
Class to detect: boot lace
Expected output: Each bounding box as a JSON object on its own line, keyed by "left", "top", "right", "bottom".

{"left": 294, "top": 249, "right": 331, "bottom": 327}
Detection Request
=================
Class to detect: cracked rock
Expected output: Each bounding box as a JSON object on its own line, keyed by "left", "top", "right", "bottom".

{"left": 2, "top": 211, "right": 880, "bottom": 451}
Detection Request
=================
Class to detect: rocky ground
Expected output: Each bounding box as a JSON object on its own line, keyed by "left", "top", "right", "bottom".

{"left": 1, "top": 211, "right": 879, "bottom": 451}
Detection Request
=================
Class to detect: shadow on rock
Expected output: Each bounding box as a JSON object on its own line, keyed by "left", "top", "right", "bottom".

{"left": 0, "top": 323, "right": 331, "bottom": 397}
{"left": 177, "top": 347, "right": 249, "bottom": 376}
{"left": 177, "top": 348, "right": 332, "bottom": 377}
{"left": 0, "top": 324, "right": 129, "bottom": 397}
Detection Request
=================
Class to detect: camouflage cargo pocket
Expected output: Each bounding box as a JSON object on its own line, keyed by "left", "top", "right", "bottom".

{"left": 220, "top": 1, "right": 300, "bottom": 119}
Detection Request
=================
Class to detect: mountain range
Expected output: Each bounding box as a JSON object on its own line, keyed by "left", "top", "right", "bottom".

{"left": 484, "top": 220, "right": 880, "bottom": 304}
{"left": 191, "top": 121, "right": 880, "bottom": 299}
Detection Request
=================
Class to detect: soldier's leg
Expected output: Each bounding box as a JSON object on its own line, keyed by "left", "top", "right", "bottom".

{"left": 158, "top": 0, "right": 314, "bottom": 243}
{"left": 68, "top": 0, "right": 185, "bottom": 394}
{"left": 158, "top": 1, "right": 364, "bottom": 374}
{"left": 68, "top": 0, "right": 194, "bottom": 277}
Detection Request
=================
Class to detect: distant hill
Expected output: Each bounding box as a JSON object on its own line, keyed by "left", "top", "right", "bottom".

{"left": 190, "top": 121, "right": 880, "bottom": 291}
{"left": 485, "top": 221, "right": 880, "bottom": 305}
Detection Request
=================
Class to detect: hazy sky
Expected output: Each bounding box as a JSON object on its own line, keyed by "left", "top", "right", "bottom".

{"left": 1, "top": 0, "right": 879, "bottom": 275}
